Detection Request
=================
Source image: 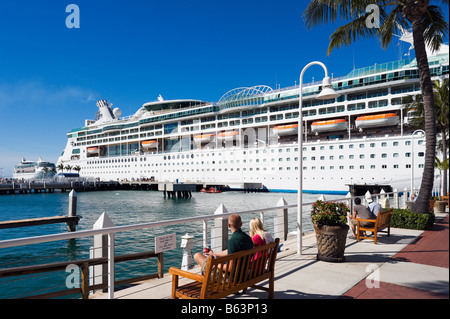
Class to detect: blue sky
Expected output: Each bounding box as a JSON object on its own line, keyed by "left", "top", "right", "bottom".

{"left": 0, "top": 0, "right": 448, "bottom": 177}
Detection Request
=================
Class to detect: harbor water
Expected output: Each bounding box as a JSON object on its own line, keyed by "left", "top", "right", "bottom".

{"left": 0, "top": 190, "right": 341, "bottom": 299}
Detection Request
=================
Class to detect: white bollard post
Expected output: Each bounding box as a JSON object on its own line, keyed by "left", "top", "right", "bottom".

{"left": 211, "top": 204, "right": 228, "bottom": 252}
{"left": 393, "top": 188, "right": 399, "bottom": 209}
{"left": 180, "top": 233, "right": 194, "bottom": 271}
{"left": 90, "top": 212, "right": 115, "bottom": 295}
{"left": 274, "top": 197, "right": 288, "bottom": 241}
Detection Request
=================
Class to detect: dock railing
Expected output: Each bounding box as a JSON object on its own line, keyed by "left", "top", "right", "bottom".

{"left": 0, "top": 189, "right": 405, "bottom": 299}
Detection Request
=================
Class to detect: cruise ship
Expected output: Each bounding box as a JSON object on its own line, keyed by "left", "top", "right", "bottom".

{"left": 57, "top": 41, "right": 449, "bottom": 194}
{"left": 13, "top": 157, "right": 56, "bottom": 181}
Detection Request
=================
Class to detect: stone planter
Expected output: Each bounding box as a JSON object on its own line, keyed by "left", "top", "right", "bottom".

{"left": 313, "top": 224, "right": 349, "bottom": 262}
{"left": 434, "top": 200, "right": 447, "bottom": 214}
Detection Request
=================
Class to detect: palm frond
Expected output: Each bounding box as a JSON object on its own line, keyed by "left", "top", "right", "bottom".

{"left": 422, "top": 5, "right": 449, "bottom": 53}
{"left": 327, "top": 12, "right": 378, "bottom": 55}
{"left": 303, "top": 0, "right": 377, "bottom": 29}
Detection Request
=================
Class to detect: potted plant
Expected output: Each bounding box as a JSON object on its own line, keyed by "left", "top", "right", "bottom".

{"left": 311, "top": 200, "right": 350, "bottom": 262}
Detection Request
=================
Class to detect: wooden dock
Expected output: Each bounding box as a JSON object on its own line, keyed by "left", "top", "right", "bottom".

{"left": 0, "top": 181, "right": 121, "bottom": 195}
{"left": 0, "top": 215, "right": 80, "bottom": 231}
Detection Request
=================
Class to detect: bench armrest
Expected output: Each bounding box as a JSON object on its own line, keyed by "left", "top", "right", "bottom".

{"left": 355, "top": 218, "right": 376, "bottom": 223}
{"left": 169, "top": 267, "right": 204, "bottom": 283}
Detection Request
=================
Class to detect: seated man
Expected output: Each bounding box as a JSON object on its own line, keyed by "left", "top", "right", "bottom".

{"left": 194, "top": 214, "right": 253, "bottom": 274}
{"left": 349, "top": 197, "right": 375, "bottom": 238}
{"left": 367, "top": 196, "right": 383, "bottom": 217}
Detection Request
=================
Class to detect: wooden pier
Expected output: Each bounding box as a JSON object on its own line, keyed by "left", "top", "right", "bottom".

{"left": 0, "top": 190, "right": 81, "bottom": 232}
{"left": 0, "top": 181, "right": 121, "bottom": 195}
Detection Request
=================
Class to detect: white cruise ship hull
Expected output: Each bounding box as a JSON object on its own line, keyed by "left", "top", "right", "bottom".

{"left": 57, "top": 51, "right": 448, "bottom": 194}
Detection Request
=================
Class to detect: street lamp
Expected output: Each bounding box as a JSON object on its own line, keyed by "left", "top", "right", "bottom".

{"left": 410, "top": 129, "right": 425, "bottom": 200}
{"left": 297, "top": 62, "right": 340, "bottom": 255}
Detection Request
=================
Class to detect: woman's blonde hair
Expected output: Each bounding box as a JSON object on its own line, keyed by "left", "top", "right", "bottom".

{"left": 249, "top": 217, "right": 266, "bottom": 240}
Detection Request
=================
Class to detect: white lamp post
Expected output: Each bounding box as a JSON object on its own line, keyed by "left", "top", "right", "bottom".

{"left": 410, "top": 129, "right": 425, "bottom": 200}
{"left": 297, "top": 62, "right": 340, "bottom": 255}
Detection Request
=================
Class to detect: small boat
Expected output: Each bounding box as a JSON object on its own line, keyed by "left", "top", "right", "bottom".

{"left": 355, "top": 113, "right": 399, "bottom": 129}
{"left": 87, "top": 146, "right": 99, "bottom": 155}
{"left": 273, "top": 124, "right": 298, "bottom": 136}
{"left": 201, "top": 187, "right": 222, "bottom": 193}
{"left": 141, "top": 140, "right": 158, "bottom": 149}
{"left": 311, "top": 119, "right": 348, "bottom": 133}
{"left": 217, "top": 131, "right": 238, "bottom": 142}
{"left": 194, "top": 134, "right": 214, "bottom": 144}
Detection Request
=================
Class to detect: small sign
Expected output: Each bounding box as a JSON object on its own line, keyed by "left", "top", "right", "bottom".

{"left": 155, "top": 233, "right": 177, "bottom": 253}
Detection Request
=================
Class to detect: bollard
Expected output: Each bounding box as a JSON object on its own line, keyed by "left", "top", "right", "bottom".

{"left": 180, "top": 233, "right": 194, "bottom": 271}
{"left": 67, "top": 190, "right": 78, "bottom": 232}
{"left": 211, "top": 204, "right": 228, "bottom": 252}
{"left": 90, "top": 212, "right": 115, "bottom": 294}
{"left": 393, "top": 189, "right": 399, "bottom": 209}
{"left": 274, "top": 197, "right": 288, "bottom": 241}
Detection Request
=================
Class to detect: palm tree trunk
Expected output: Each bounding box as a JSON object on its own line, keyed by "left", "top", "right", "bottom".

{"left": 409, "top": 15, "right": 437, "bottom": 213}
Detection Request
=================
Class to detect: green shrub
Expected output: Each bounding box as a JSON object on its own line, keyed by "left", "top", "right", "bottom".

{"left": 391, "top": 209, "right": 435, "bottom": 230}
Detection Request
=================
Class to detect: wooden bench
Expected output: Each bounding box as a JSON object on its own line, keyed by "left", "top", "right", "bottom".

{"left": 356, "top": 208, "right": 393, "bottom": 244}
{"left": 169, "top": 238, "right": 279, "bottom": 299}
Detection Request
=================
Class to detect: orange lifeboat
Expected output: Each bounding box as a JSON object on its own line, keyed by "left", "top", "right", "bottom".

{"left": 217, "top": 131, "right": 238, "bottom": 142}
{"left": 355, "top": 113, "right": 399, "bottom": 129}
{"left": 311, "top": 119, "right": 348, "bottom": 133}
{"left": 201, "top": 187, "right": 222, "bottom": 193}
{"left": 273, "top": 124, "right": 298, "bottom": 136}
{"left": 194, "top": 134, "right": 214, "bottom": 144}
{"left": 141, "top": 140, "right": 158, "bottom": 149}
{"left": 87, "top": 146, "right": 99, "bottom": 155}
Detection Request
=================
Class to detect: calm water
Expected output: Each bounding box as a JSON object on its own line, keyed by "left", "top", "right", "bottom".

{"left": 0, "top": 190, "right": 341, "bottom": 298}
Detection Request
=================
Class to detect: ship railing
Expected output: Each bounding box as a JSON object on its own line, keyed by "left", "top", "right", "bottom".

{"left": 0, "top": 189, "right": 413, "bottom": 299}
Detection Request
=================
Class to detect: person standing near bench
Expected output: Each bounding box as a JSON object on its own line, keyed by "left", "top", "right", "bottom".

{"left": 194, "top": 214, "right": 253, "bottom": 274}
{"left": 349, "top": 198, "right": 375, "bottom": 239}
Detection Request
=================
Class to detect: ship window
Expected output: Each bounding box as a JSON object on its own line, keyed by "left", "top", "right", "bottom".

{"left": 370, "top": 143, "right": 375, "bottom": 147}
{"left": 382, "top": 154, "right": 387, "bottom": 158}
{"left": 405, "top": 152, "right": 411, "bottom": 157}
{"left": 381, "top": 142, "right": 387, "bottom": 147}
{"left": 418, "top": 152, "right": 424, "bottom": 157}
{"left": 393, "top": 153, "right": 399, "bottom": 157}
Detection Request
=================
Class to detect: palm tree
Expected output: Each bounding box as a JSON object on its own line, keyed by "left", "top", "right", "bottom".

{"left": 73, "top": 165, "right": 81, "bottom": 174}
{"left": 57, "top": 163, "right": 65, "bottom": 173}
{"left": 304, "top": 0, "right": 449, "bottom": 213}
{"left": 407, "top": 79, "right": 449, "bottom": 195}
{"left": 65, "top": 165, "right": 72, "bottom": 173}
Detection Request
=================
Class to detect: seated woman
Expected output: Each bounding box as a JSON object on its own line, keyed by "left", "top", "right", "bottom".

{"left": 249, "top": 217, "right": 274, "bottom": 263}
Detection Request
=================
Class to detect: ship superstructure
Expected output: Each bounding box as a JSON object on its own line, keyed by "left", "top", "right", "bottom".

{"left": 13, "top": 157, "right": 56, "bottom": 181}
{"left": 58, "top": 41, "right": 449, "bottom": 194}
